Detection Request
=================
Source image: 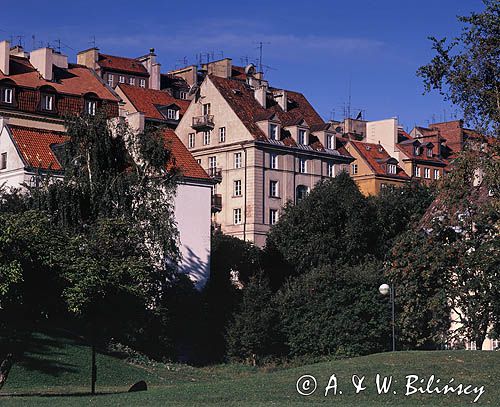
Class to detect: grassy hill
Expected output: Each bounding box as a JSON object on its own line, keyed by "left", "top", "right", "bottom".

{"left": 1, "top": 329, "right": 499, "bottom": 406}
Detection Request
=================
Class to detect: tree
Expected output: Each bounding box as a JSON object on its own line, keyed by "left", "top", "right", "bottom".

{"left": 226, "top": 273, "right": 283, "bottom": 365}
{"left": 417, "top": 0, "right": 500, "bottom": 136}
{"left": 275, "top": 262, "right": 390, "bottom": 358}
{"left": 26, "top": 112, "right": 180, "bottom": 392}
{"left": 266, "top": 173, "right": 379, "bottom": 275}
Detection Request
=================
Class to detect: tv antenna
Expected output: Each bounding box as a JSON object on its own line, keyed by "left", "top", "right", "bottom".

{"left": 254, "top": 41, "right": 270, "bottom": 73}
{"left": 89, "top": 35, "right": 97, "bottom": 48}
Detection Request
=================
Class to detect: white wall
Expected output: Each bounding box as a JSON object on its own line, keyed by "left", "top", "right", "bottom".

{"left": 366, "top": 118, "right": 399, "bottom": 159}
{"left": 174, "top": 181, "right": 212, "bottom": 289}
{"left": 0, "top": 119, "right": 28, "bottom": 188}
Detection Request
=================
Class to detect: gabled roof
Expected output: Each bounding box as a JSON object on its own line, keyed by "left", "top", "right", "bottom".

{"left": 396, "top": 129, "right": 447, "bottom": 164}
{"left": 97, "top": 53, "right": 149, "bottom": 76}
{"left": 118, "top": 84, "right": 190, "bottom": 121}
{"left": 349, "top": 140, "right": 409, "bottom": 179}
{"left": 160, "top": 73, "right": 190, "bottom": 92}
{"left": 208, "top": 74, "right": 327, "bottom": 152}
{"left": 8, "top": 125, "right": 68, "bottom": 171}
{"left": 0, "top": 56, "right": 119, "bottom": 101}
{"left": 162, "top": 129, "right": 209, "bottom": 180}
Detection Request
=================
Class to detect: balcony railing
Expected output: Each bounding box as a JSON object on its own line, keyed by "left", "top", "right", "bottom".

{"left": 206, "top": 167, "right": 222, "bottom": 182}
{"left": 192, "top": 114, "right": 214, "bottom": 130}
{"left": 211, "top": 194, "right": 222, "bottom": 212}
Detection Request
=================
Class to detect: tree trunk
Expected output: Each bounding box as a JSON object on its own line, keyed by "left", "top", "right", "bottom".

{"left": 0, "top": 354, "right": 13, "bottom": 391}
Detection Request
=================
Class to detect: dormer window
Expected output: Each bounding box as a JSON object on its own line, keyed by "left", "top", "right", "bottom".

{"left": 85, "top": 99, "right": 97, "bottom": 115}
{"left": 426, "top": 147, "right": 433, "bottom": 158}
{"left": 269, "top": 123, "right": 279, "bottom": 140}
{"left": 298, "top": 129, "right": 307, "bottom": 145}
{"left": 326, "top": 133, "right": 335, "bottom": 149}
{"left": 119, "top": 75, "right": 125, "bottom": 84}
{"left": 167, "top": 108, "right": 178, "bottom": 120}
{"left": 139, "top": 79, "right": 146, "bottom": 88}
{"left": 179, "top": 91, "right": 188, "bottom": 100}
{"left": 42, "top": 94, "right": 54, "bottom": 111}
{"left": 0, "top": 87, "right": 13, "bottom": 104}
{"left": 387, "top": 163, "right": 397, "bottom": 175}
{"left": 129, "top": 77, "right": 136, "bottom": 86}
{"left": 414, "top": 145, "right": 421, "bottom": 156}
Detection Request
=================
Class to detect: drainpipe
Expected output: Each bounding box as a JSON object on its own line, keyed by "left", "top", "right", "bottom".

{"left": 241, "top": 143, "right": 248, "bottom": 241}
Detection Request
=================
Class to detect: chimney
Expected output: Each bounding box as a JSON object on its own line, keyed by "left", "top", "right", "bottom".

{"left": 30, "top": 47, "right": 54, "bottom": 80}
{"left": 254, "top": 85, "right": 267, "bottom": 108}
{"left": 0, "top": 40, "right": 9, "bottom": 75}
{"left": 273, "top": 90, "right": 288, "bottom": 112}
{"left": 202, "top": 58, "right": 232, "bottom": 78}
{"left": 77, "top": 47, "right": 99, "bottom": 70}
{"left": 10, "top": 45, "right": 28, "bottom": 58}
{"left": 138, "top": 48, "right": 161, "bottom": 90}
{"left": 169, "top": 65, "right": 197, "bottom": 87}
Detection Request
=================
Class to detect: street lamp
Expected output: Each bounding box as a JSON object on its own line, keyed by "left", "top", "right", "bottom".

{"left": 379, "top": 283, "right": 396, "bottom": 352}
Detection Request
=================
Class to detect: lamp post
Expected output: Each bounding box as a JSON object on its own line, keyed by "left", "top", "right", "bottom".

{"left": 379, "top": 283, "right": 396, "bottom": 352}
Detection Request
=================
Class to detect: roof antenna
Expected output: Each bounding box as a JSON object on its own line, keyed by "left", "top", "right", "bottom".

{"left": 254, "top": 41, "right": 270, "bottom": 73}
{"left": 90, "top": 35, "right": 97, "bottom": 48}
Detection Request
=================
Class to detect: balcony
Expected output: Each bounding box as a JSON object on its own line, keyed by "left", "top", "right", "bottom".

{"left": 211, "top": 194, "right": 222, "bottom": 212}
{"left": 192, "top": 114, "right": 214, "bottom": 130}
{"left": 206, "top": 167, "right": 223, "bottom": 182}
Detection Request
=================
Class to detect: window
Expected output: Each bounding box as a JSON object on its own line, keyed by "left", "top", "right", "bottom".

{"left": 270, "top": 153, "right": 278, "bottom": 169}
{"left": 270, "top": 180, "right": 279, "bottom": 197}
{"left": 299, "top": 158, "right": 307, "bottom": 174}
{"left": 327, "top": 162, "right": 335, "bottom": 177}
{"left": 233, "top": 180, "right": 242, "bottom": 196}
{"left": 233, "top": 208, "right": 242, "bottom": 225}
{"left": 107, "top": 74, "right": 114, "bottom": 86}
{"left": 139, "top": 79, "right": 146, "bottom": 88}
{"left": 119, "top": 75, "right": 125, "bottom": 84}
{"left": 387, "top": 163, "right": 397, "bottom": 175}
{"left": 219, "top": 127, "right": 226, "bottom": 142}
{"left": 296, "top": 185, "right": 309, "bottom": 203}
{"left": 203, "top": 130, "right": 211, "bottom": 145}
{"left": 351, "top": 163, "right": 358, "bottom": 175}
{"left": 270, "top": 209, "right": 278, "bottom": 225}
{"left": 424, "top": 168, "right": 431, "bottom": 179}
{"left": 129, "top": 77, "right": 135, "bottom": 85}
{"left": 269, "top": 124, "right": 279, "bottom": 140}
{"left": 234, "top": 152, "right": 242, "bottom": 169}
{"left": 298, "top": 129, "right": 307, "bottom": 145}
{"left": 0, "top": 152, "right": 6, "bottom": 170}
{"left": 179, "top": 91, "right": 188, "bottom": 100}
{"left": 414, "top": 145, "right": 421, "bottom": 156}
{"left": 42, "top": 94, "right": 54, "bottom": 111}
{"left": 188, "top": 133, "right": 195, "bottom": 148}
{"left": 1, "top": 87, "right": 13, "bottom": 104}
{"left": 427, "top": 147, "right": 433, "bottom": 158}
{"left": 196, "top": 158, "right": 202, "bottom": 165}
{"left": 434, "top": 169, "right": 440, "bottom": 180}
{"left": 203, "top": 103, "right": 211, "bottom": 115}
{"left": 167, "top": 109, "right": 178, "bottom": 120}
{"left": 326, "top": 134, "right": 335, "bottom": 149}
{"left": 414, "top": 166, "right": 421, "bottom": 178}
{"left": 85, "top": 99, "right": 97, "bottom": 115}
{"left": 208, "top": 156, "right": 217, "bottom": 169}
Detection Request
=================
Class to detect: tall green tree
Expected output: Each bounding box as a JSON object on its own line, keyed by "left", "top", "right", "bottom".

{"left": 417, "top": 0, "right": 500, "bottom": 135}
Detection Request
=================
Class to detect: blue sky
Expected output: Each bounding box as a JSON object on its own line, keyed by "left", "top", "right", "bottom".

{"left": 1, "top": 0, "right": 485, "bottom": 130}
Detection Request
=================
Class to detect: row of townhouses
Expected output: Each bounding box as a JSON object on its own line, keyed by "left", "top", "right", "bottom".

{"left": 0, "top": 40, "right": 495, "bottom": 351}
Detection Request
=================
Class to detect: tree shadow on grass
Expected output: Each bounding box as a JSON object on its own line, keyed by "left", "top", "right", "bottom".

{"left": 0, "top": 390, "right": 127, "bottom": 398}
{"left": 1, "top": 326, "right": 81, "bottom": 377}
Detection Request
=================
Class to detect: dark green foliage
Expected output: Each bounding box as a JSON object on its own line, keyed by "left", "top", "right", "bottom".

{"left": 370, "top": 182, "right": 435, "bottom": 256}
{"left": 226, "top": 273, "right": 283, "bottom": 365}
{"left": 386, "top": 229, "right": 453, "bottom": 350}
{"left": 275, "top": 262, "right": 390, "bottom": 357}
{"left": 266, "top": 173, "right": 378, "bottom": 274}
{"left": 417, "top": 0, "right": 500, "bottom": 136}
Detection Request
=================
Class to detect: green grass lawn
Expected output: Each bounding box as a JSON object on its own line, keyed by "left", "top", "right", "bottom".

{"left": 1, "top": 329, "right": 499, "bottom": 406}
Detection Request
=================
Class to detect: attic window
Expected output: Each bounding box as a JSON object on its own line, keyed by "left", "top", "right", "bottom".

{"left": 85, "top": 99, "right": 97, "bottom": 115}
{"left": 167, "top": 109, "right": 178, "bottom": 120}
{"left": 41, "top": 94, "right": 54, "bottom": 112}
{"left": 179, "top": 91, "right": 188, "bottom": 99}
{"left": 298, "top": 129, "right": 307, "bottom": 145}
{"left": 326, "top": 134, "right": 335, "bottom": 149}
{"left": 269, "top": 124, "right": 279, "bottom": 140}
{"left": 232, "top": 89, "right": 242, "bottom": 95}
{"left": 0, "top": 152, "right": 6, "bottom": 170}
{"left": 414, "top": 145, "right": 421, "bottom": 156}
{"left": 0, "top": 87, "right": 13, "bottom": 104}
{"left": 387, "top": 163, "right": 397, "bottom": 175}
{"left": 427, "top": 147, "right": 433, "bottom": 157}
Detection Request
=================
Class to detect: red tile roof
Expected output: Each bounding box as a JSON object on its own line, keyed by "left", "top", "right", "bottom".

{"left": 118, "top": 84, "right": 190, "bottom": 121}
{"left": 98, "top": 53, "right": 149, "bottom": 75}
{"left": 350, "top": 140, "right": 409, "bottom": 179}
{"left": 162, "top": 129, "right": 209, "bottom": 180}
{"left": 208, "top": 75, "right": 326, "bottom": 150}
{"left": 0, "top": 56, "right": 119, "bottom": 101}
{"left": 8, "top": 125, "right": 68, "bottom": 171}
